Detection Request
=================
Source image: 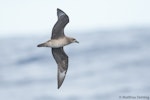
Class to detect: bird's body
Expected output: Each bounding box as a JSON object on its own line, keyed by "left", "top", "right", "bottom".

{"left": 37, "top": 8, "right": 78, "bottom": 89}
{"left": 38, "top": 37, "right": 74, "bottom": 48}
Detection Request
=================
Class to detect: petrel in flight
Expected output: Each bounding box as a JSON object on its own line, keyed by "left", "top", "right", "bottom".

{"left": 37, "top": 8, "right": 79, "bottom": 89}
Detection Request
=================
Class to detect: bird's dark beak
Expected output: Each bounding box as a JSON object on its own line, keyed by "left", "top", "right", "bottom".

{"left": 75, "top": 40, "right": 79, "bottom": 43}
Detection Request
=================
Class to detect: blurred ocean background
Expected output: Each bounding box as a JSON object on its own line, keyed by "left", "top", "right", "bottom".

{"left": 1, "top": 0, "right": 150, "bottom": 100}
{"left": 1, "top": 27, "right": 150, "bottom": 100}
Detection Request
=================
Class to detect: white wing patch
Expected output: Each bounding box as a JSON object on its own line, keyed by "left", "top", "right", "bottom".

{"left": 59, "top": 70, "right": 66, "bottom": 79}
{"left": 58, "top": 68, "right": 66, "bottom": 88}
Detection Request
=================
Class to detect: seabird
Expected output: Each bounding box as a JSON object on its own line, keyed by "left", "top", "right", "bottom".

{"left": 37, "top": 8, "right": 79, "bottom": 89}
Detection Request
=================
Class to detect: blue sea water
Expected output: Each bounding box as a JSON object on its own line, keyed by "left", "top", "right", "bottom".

{"left": 0, "top": 27, "right": 150, "bottom": 100}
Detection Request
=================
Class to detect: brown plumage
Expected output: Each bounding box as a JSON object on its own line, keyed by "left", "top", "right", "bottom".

{"left": 37, "top": 8, "right": 78, "bottom": 89}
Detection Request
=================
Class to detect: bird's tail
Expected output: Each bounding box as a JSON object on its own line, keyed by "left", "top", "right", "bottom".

{"left": 37, "top": 42, "right": 47, "bottom": 47}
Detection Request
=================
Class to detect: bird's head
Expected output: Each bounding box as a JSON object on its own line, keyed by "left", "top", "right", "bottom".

{"left": 69, "top": 37, "right": 79, "bottom": 43}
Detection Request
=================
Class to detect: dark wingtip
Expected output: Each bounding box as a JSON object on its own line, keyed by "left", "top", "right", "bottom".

{"left": 57, "top": 8, "right": 67, "bottom": 18}
{"left": 58, "top": 85, "right": 61, "bottom": 89}
{"left": 57, "top": 69, "right": 67, "bottom": 89}
{"left": 57, "top": 8, "right": 60, "bottom": 11}
{"left": 57, "top": 78, "right": 64, "bottom": 89}
{"left": 57, "top": 8, "right": 62, "bottom": 12}
{"left": 57, "top": 81, "right": 64, "bottom": 89}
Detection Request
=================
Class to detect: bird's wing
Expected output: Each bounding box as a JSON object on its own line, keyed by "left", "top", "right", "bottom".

{"left": 52, "top": 47, "right": 68, "bottom": 89}
{"left": 51, "top": 8, "right": 69, "bottom": 39}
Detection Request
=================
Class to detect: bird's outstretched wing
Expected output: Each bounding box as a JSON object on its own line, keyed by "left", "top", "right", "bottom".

{"left": 52, "top": 47, "right": 68, "bottom": 89}
{"left": 51, "top": 8, "right": 69, "bottom": 39}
